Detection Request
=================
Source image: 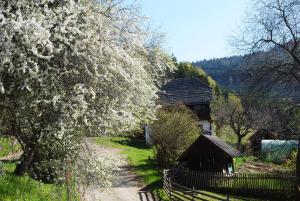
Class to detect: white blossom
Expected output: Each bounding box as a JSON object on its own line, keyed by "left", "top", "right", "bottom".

{"left": 0, "top": 0, "right": 174, "bottom": 189}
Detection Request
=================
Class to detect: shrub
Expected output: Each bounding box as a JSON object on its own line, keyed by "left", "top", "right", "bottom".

{"left": 151, "top": 104, "right": 201, "bottom": 168}
{"left": 286, "top": 150, "right": 297, "bottom": 170}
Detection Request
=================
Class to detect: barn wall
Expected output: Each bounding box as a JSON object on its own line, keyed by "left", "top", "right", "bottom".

{"left": 180, "top": 137, "right": 233, "bottom": 172}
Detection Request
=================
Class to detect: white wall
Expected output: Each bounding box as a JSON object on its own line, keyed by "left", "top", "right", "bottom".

{"left": 199, "top": 120, "right": 214, "bottom": 135}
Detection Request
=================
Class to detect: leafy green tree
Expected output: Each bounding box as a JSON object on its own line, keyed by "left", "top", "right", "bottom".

{"left": 211, "top": 95, "right": 253, "bottom": 150}
{"left": 151, "top": 104, "right": 200, "bottom": 168}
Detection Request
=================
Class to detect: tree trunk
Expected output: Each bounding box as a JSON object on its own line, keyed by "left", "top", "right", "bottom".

{"left": 13, "top": 149, "right": 34, "bottom": 176}
{"left": 237, "top": 136, "right": 242, "bottom": 151}
{"left": 14, "top": 153, "right": 27, "bottom": 176}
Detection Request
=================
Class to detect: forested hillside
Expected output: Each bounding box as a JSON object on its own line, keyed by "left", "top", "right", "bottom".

{"left": 193, "top": 54, "right": 300, "bottom": 104}
{"left": 192, "top": 55, "right": 247, "bottom": 91}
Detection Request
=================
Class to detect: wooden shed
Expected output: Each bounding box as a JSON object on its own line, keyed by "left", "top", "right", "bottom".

{"left": 250, "top": 129, "right": 279, "bottom": 157}
{"left": 178, "top": 135, "right": 241, "bottom": 173}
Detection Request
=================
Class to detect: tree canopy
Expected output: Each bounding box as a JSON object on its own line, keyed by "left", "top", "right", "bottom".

{"left": 0, "top": 0, "right": 174, "bottom": 183}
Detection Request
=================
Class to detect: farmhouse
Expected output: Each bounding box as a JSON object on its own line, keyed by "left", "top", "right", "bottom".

{"left": 178, "top": 134, "right": 241, "bottom": 173}
{"left": 159, "top": 78, "right": 213, "bottom": 134}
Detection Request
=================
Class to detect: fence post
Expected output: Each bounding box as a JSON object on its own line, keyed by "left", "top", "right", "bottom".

{"left": 192, "top": 186, "right": 195, "bottom": 201}
{"left": 168, "top": 177, "right": 172, "bottom": 200}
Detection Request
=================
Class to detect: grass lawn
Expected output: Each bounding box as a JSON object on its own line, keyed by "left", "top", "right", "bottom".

{"left": 0, "top": 163, "right": 76, "bottom": 201}
{"left": 0, "top": 137, "right": 78, "bottom": 201}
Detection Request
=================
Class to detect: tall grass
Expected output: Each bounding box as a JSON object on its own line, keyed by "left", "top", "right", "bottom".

{"left": 0, "top": 163, "right": 74, "bottom": 201}
{"left": 0, "top": 136, "right": 79, "bottom": 201}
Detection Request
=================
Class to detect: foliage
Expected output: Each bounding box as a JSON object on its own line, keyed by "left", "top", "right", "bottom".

{"left": 75, "top": 140, "right": 123, "bottom": 189}
{"left": 211, "top": 94, "right": 253, "bottom": 150}
{"left": 286, "top": 150, "right": 297, "bottom": 170}
{"left": 151, "top": 104, "right": 201, "bottom": 168}
{"left": 173, "top": 62, "right": 220, "bottom": 93}
{"left": 0, "top": 0, "right": 174, "bottom": 185}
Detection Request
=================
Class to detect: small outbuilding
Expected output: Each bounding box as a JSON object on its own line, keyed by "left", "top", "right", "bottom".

{"left": 250, "top": 129, "right": 279, "bottom": 157}
{"left": 178, "top": 135, "right": 241, "bottom": 173}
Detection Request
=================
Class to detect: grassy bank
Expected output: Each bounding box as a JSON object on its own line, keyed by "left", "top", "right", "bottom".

{"left": 0, "top": 137, "right": 77, "bottom": 201}
{"left": 0, "top": 163, "right": 73, "bottom": 201}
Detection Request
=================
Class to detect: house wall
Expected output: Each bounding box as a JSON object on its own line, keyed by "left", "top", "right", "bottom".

{"left": 199, "top": 120, "right": 214, "bottom": 134}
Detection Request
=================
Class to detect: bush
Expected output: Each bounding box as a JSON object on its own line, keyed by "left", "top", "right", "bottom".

{"left": 286, "top": 150, "right": 297, "bottom": 170}
{"left": 151, "top": 104, "right": 201, "bottom": 168}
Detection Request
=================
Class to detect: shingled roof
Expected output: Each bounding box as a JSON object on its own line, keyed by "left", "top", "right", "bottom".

{"left": 203, "top": 135, "right": 241, "bottom": 157}
{"left": 178, "top": 134, "right": 241, "bottom": 161}
{"left": 159, "top": 78, "right": 213, "bottom": 105}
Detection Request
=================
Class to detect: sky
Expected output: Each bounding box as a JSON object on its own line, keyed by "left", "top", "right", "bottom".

{"left": 131, "top": 0, "right": 250, "bottom": 62}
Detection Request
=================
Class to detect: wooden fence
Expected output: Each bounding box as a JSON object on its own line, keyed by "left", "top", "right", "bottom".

{"left": 163, "top": 170, "right": 230, "bottom": 201}
{"left": 177, "top": 168, "right": 296, "bottom": 194}
{"left": 164, "top": 168, "right": 297, "bottom": 200}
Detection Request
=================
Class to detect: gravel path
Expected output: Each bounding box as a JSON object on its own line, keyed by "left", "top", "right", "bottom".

{"left": 80, "top": 139, "right": 157, "bottom": 201}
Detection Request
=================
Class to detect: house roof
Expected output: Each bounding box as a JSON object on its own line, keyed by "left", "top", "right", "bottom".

{"left": 178, "top": 134, "right": 242, "bottom": 161}
{"left": 159, "top": 78, "right": 213, "bottom": 105}
{"left": 203, "top": 135, "right": 241, "bottom": 157}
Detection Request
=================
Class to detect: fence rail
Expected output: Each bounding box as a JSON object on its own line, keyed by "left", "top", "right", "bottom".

{"left": 164, "top": 170, "right": 230, "bottom": 201}
{"left": 164, "top": 168, "right": 297, "bottom": 200}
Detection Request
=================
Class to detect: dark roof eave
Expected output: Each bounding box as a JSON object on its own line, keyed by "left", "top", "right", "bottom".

{"left": 178, "top": 135, "right": 242, "bottom": 161}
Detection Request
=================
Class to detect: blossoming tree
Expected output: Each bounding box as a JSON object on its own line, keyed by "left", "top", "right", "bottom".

{"left": 0, "top": 0, "right": 174, "bottom": 183}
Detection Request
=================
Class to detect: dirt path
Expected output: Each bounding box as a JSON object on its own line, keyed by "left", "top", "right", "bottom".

{"left": 80, "top": 140, "right": 157, "bottom": 201}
